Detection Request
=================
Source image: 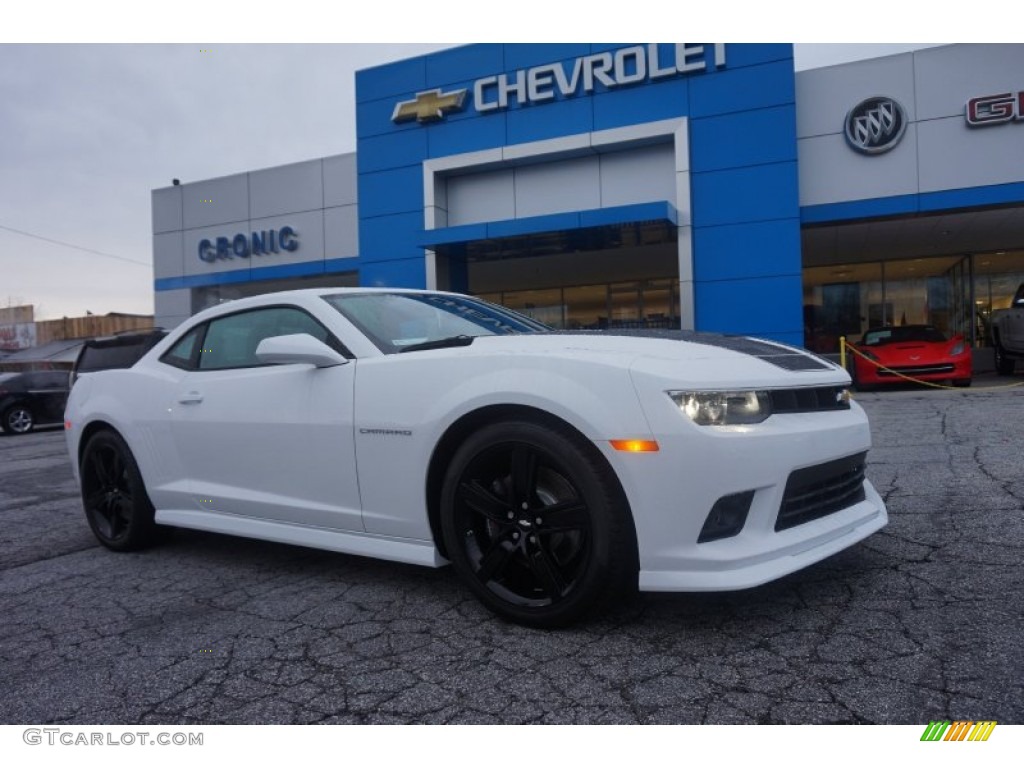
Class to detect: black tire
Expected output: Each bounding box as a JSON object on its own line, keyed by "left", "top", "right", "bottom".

{"left": 440, "top": 420, "right": 636, "bottom": 628}
{"left": 952, "top": 378, "right": 972, "bottom": 388}
{"left": 993, "top": 338, "right": 1015, "bottom": 376}
{"left": 2, "top": 403, "right": 35, "bottom": 434}
{"left": 80, "top": 429, "right": 159, "bottom": 551}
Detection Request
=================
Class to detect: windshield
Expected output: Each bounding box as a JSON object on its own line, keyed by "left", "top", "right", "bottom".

{"left": 861, "top": 326, "right": 948, "bottom": 346}
{"left": 322, "top": 292, "right": 549, "bottom": 354}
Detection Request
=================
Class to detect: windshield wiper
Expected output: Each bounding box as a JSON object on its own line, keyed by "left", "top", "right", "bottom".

{"left": 398, "top": 335, "right": 476, "bottom": 353}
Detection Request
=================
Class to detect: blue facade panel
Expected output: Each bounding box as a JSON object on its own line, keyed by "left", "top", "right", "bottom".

{"left": 505, "top": 97, "right": 595, "bottom": 145}
{"left": 357, "top": 130, "right": 428, "bottom": 173}
{"left": 355, "top": 57, "right": 427, "bottom": 104}
{"left": 693, "top": 220, "right": 801, "bottom": 283}
{"left": 426, "top": 115, "right": 507, "bottom": 158}
{"left": 359, "top": 212, "right": 424, "bottom": 264}
{"left": 425, "top": 44, "right": 505, "bottom": 87}
{"left": 591, "top": 78, "right": 689, "bottom": 132}
{"left": 356, "top": 43, "right": 804, "bottom": 343}
{"left": 696, "top": 275, "right": 804, "bottom": 338}
{"left": 503, "top": 44, "right": 592, "bottom": 71}
{"left": 691, "top": 162, "right": 800, "bottom": 227}
{"left": 689, "top": 59, "right": 795, "bottom": 118}
{"left": 690, "top": 105, "right": 798, "bottom": 173}
{"left": 357, "top": 166, "right": 422, "bottom": 218}
{"left": 719, "top": 43, "right": 793, "bottom": 69}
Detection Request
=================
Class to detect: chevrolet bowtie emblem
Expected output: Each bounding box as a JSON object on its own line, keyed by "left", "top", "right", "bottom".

{"left": 392, "top": 88, "right": 468, "bottom": 124}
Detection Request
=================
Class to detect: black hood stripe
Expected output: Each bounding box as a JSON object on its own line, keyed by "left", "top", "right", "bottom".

{"left": 539, "top": 329, "right": 831, "bottom": 372}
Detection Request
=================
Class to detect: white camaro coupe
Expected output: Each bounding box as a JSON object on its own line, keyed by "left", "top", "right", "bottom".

{"left": 65, "top": 289, "right": 887, "bottom": 626}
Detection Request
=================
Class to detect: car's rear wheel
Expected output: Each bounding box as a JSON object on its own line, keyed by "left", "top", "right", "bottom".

{"left": 80, "top": 430, "right": 159, "bottom": 551}
{"left": 993, "top": 338, "right": 1015, "bottom": 376}
{"left": 2, "top": 404, "right": 35, "bottom": 434}
{"left": 440, "top": 420, "right": 635, "bottom": 628}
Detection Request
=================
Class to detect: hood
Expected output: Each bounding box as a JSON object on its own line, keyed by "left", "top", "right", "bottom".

{"left": 472, "top": 330, "right": 837, "bottom": 370}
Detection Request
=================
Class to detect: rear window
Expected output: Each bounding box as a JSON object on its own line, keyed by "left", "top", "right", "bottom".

{"left": 77, "top": 334, "right": 165, "bottom": 374}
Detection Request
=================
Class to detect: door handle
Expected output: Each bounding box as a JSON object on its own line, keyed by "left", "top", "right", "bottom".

{"left": 178, "top": 391, "right": 204, "bottom": 404}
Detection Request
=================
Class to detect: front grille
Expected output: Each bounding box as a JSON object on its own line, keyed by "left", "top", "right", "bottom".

{"left": 769, "top": 386, "right": 850, "bottom": 414}
{"left": 776, "top": 452, "right": 867, "bottom": 531}
{"left": 876, "top": 364, "right": 954, "bottom": 377}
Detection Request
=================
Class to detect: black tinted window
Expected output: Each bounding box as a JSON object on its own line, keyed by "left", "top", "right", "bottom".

{"left": 160, "top": 327, "right": 203, "bottom": 371}
{"left": 79, "top": 343, "right": 147, "bottom": 372}
{"left": 198, "top": 307, "right": 333, "bottom": 370}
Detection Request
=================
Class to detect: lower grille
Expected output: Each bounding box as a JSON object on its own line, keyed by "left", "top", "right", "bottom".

{"left": 776, "top": 452, "right": 867, "bottom": 532}
{"left": 877, "top": 364, "right": 954, "bottom": 377}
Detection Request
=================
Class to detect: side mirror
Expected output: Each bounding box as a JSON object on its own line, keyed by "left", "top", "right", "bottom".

{"left": 255, "top": 334, "right": 349, "bottom": 368}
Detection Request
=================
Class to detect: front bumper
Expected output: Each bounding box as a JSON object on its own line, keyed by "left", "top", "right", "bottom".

{"left": 855, "top": 354, "right": 972, "bottom": 385}
{"left": 599, "top": 405, "right": 887, "bottom": 592}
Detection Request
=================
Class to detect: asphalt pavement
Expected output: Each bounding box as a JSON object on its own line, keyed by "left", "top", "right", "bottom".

{"left": 1, "top": 377, "right": 1022, "bottom": 724}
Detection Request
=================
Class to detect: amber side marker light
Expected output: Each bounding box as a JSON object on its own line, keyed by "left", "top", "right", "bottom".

{"left": 609, "top": 439, "right": 660, "bottom": 453}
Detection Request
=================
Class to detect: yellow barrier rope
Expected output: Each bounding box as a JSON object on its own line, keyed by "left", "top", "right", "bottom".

{"left": 840, "top": 337, "right": 1024, "bottom": 391}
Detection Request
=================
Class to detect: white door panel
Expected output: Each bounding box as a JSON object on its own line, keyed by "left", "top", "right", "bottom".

{"left": 171, "top": 363, "right": 361, "bottom": 531}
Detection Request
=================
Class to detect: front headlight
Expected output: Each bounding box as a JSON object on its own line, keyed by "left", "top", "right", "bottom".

{"left": 668, "top": 390, "right": 772, "bottom": 426}
{"left": 950, "top": 340, "right": 965, "bottom": 356}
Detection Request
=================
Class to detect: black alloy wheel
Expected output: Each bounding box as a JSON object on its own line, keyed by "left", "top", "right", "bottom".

{"left": 440, "top": 421, "right": 636, "bottom": 627}
{"left": 2, "top": 404, "right": 35, "bottom": 434}
{"left": 80, "top": 430, "right": 159, "bottom": 551}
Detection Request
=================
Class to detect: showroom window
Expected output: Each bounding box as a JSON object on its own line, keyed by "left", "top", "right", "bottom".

{"left": 479, "top": 279, "right": 678, "bottom": 330}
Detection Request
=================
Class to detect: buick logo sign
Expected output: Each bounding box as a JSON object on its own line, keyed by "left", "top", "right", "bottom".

{"left": 844, "top": 96, "right": 907, "bottom": 155}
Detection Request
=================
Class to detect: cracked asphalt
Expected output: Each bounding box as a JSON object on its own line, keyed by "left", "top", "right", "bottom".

{"left": 1, "top": 381, "right": 1022, "bottom": 725}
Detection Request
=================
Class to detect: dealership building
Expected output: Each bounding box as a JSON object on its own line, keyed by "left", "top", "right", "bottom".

{"left": 152, "top": 43, "right": 1024, "bottom": 353}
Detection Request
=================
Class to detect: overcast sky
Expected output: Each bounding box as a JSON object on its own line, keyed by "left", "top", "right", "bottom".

{"left": 0, "top": 42, "right": 946, "bottom": 320}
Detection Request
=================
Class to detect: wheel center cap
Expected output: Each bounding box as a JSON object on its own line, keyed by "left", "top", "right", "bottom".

{"left": 518, "top": 518, "right": 532, "bottom": 529}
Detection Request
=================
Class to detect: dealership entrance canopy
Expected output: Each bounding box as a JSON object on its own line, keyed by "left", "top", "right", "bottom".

{"left": 153, "top": 44, "right": 1024, "bottom": 353}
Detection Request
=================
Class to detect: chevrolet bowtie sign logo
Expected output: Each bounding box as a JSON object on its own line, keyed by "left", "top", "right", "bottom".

{"left": 392, "top": 88, "right": 468, "bottom": 123}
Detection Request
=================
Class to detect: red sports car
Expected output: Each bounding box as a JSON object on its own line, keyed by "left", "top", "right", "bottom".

{"left": 849, "top": 325, "right": 972, "bottom": 389}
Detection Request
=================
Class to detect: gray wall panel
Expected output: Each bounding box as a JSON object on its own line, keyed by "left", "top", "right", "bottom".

{"left": 183, "top": 222, "right": 255, "bottom": 277}
{"left": 796, "top": 53, "right": 915, "bottom": 139}
{"left": 324, "top": 154, "right": 358, "bottom": 208}
{"left": 181, "top": 174, "right": 248, "bottom": 230}
{"left": 324, "top": 205, "right": 359, "bottom": 259}
{"left": 153, "top": 231, "right": 184, "bottom": 280}
{"left": 152, "top": 186, "right": 182, "bottom": 234}
{"left": 918, "top": 115, "right": 1024, "bottom": 193}
{"left": 915, "top": 44, "right": 1024, "bottom": 120}
{"left": 798, "top": 127, "right": 919, "bottom": 206}
{"left": 249, "top": 159, "right": 324, "bottom": 219}
{"left": 248, "top": 209, "right": 325, "bottom": 268}
{"left": 154, "top": 288, "right": 191, "bottom": 330}
{"left": 515, "top": 156, "right": 601, "bottom": 218}
{"left": 447, "top": 169, "right": 515, "bottom": 226}
{"left": 600, "top": 144, "right": 675, "bottom": 208}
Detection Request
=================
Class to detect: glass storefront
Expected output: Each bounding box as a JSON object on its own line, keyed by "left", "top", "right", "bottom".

{"left": 479, "top": 278, "right": 679, "bottom": 330}
{"left": 803, "top": 250, "right": 1024, "bottom": 353}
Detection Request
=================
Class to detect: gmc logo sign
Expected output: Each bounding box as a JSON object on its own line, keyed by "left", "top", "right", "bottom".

{"left": 966, "top": 91, "right": 1024, "bottom": 127}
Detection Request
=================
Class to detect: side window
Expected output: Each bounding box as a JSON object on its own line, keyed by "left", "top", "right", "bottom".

{"left": 160, "top": 326, "right": 203, "bottom": 370}
{"left": 197, "top": 306, "right": 339, "bottom": 371}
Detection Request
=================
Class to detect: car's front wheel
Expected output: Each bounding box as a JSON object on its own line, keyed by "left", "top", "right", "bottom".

{"left": 440, "top": 420, "right": 636, "bottom": 628}
{"left": 2, "top": 404, "right": 35, "bottom": 434}
{"left": 80, "top": 430, "right": 159, "bottom": 551}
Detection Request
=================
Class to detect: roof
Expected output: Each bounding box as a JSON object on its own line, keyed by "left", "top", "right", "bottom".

{"left": 0, "top": 338, "right": 84, "bottom": 365}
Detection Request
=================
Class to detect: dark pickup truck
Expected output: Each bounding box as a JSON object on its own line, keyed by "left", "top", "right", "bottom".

{"left": 991, "top": 283, "right": 1024, "bottom": 375}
